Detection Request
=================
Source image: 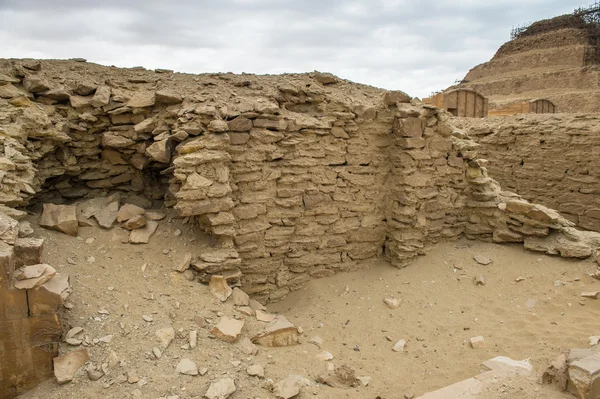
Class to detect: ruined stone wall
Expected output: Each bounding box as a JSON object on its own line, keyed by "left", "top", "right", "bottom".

{"left": 452, "top": 114, "right": 600, "bottom": 233}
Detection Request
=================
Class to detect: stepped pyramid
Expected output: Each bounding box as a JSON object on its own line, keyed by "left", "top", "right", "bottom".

{"left": 456, "top": 5, "right": 600, "bottom": 113}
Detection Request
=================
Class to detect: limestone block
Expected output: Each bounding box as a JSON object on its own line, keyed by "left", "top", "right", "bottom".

{"left": 39, "top": 204, "right": 78, "bottom": 236}
{"left": 14, "top": 237, "right": 44, "bottom": 268}
{"left": 569, "top": 353, "right": 600, "bottom": 399}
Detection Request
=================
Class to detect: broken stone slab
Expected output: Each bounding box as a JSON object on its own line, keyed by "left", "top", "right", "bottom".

{"left": 316, "top": 351, "right": 334, "bottom": 361}
{"left": 39, "top": 204, "right": 78, "bottom": 236}
{"left": 93, "top": 201, "right": 119, "bottom": 229}
{"left": 0, "top": 212, "right": 19, "bottom": 245}
{"left": 145, "top": 210, "right": 167, "bottom": 221}
{"left": 273, "top": 374, "right": 312, "bottom": 399}
{"left": 209, "top": 275, "right": 233, "bottom": 302}
{"left": 27, "top": 272, "right": 71, "bottom": 315}
{"left": 129, "top": 220, "right": 158, "bottom": 244}
{"left": 239, "top": 337, "right": 258, "bottom": 355}
{"left": 568, "top": 353, "right": 600, "bottom": 399}
{"left": 14, "top": 263, "right": 47, "bottom": 280}
{"left": 176, "top": 358, "right": 198, "bottom": 376}
{"left": 542, "top": 352, "right": 568, "bottom": 391}
{"left": 204, "top": 378, "right": 236, "bottom": 399}
{"left": 122, "top": 215, "right": 146, "bottom": 230}
{"left": 53, "top": 348, "right": 90, "bottom": 384}
{"left": 155, "top": 90, "right": 183, "bottom": 105}
{"left": 231, "top": 287, "right": 250, "bottom": 306}
{"left": 116, "top": 203, "right": 145, "bottom": 222}
{"left": 252, "top": 315, "right": 299, "bottom": 347}
{"left": 211, "top": 316, "right": 244, "bottom": 343}
{"left": 473, "top": 255, "right": 492, "bottom": 265}
{"left": 582, "top": 291, "right": 600, "bottom": 299}
{"left": 146, "top": 139, "right": 174, "bottom": 163}
{"left": 13, "top": 264, "right": 56, "bottom": 289}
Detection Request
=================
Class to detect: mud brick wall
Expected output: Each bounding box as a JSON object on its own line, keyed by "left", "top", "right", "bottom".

{"left": 452, "top": 114, "right": 600, "bottom": 233}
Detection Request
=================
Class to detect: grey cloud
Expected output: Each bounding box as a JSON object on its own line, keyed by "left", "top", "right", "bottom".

{"left": 0, "top": 0, "right": 586, "bottom": 97}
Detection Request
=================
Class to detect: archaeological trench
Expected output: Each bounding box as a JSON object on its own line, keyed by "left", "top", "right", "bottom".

{"left": 1, "top": 58, "right": 600, "bottom": 398}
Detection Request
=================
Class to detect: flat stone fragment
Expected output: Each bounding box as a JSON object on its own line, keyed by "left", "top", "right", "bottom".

{"left": 13, "top": 264, "right": 56, "bottom": 289}
{"left": 176, "top": 358, "right": 198, "bottom": 376}
{"left": 470, "top": 336, "right": 486, "bottom": 349}
{"left": 255, "top": 309, "right": 277, "bottom": 322}
{"left": 211, "top": 316, "right": 244, "bottom": 343}
{"left": 39, "top": 204, "right": 78, "bottom": 236}
{"left": 252, "top": 315, "right": 299, "bottom": 347}
{"left": 14, "top": 264, "right": 46, "bottom": 280}
{"left": 204, "top": 378, "right": 236, "bottom": 399}
{"left": 239, "top": 337, "right": 258, "bottom": 355}
{"left": 209, "top": 275, "right": 233, "bottom": 301}
{"left": 129, "top": 221, "right": 159, "bottom": 244}
{"left": 473, "top": 255, "right": 492, "bottom": 265}
{"left": 94, "top": 201, "right": 119, "bottom": 229}
{"left": 53, "top": 348, "right": 90, "bottom": 384}
{"left": 230, "top": 287, "right": 250, "bottom": 306}
{"left": 174, "top": 252, "right": 192, "bottom": 272}
{"left": 316, "top": 351, "right": 334, "bottom": 361}
{"left": 189, "top": 330, "right": 197, "bottom": 349}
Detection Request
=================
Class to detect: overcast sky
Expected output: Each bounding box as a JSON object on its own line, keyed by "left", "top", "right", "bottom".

{"left": 0, "top": 0, "right": 585, "bottom": 98}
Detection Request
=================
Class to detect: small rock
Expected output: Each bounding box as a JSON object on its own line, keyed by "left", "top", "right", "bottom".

{"left": 211, "top": 316, "right": 244, "bottom": 343}
{"left": 127, "top": 370, "right": 140, "bottom": 384}
{"left": 142, "top": 315, "right": 153, "bottom": 322}
{"left": 236, "top": 306, "right": 254, "bottom": 316}
{"left": 516, "top": 276, "right": 526, "bottom": 282}
{"left": 204, "top": 378, "right": 236, "bottom": 399}
{"left": 309, "top": 336, "right": 324, "bottom": 348}
{"left": 129, "top": 221, "right": 159, "bottom": 244}
{"left": 87, "top": 367, "right": 104, "bottom": 381}
{"left": 251, "top": 316, "right": 300, "bottom": 347}
{"left": 470, "top": 336, "right": 486, "bottom": 349}
{"left": 404, "top": 392, "right": 415, "bottom": 399}
{"left": 239, "top": 337, "right": 258, "bottom": 355}
{"left": 357, "top": 376, "right": 372, "bottom": 386}
{"left": 176, "top": 358, "right": 198, "bottom": 376}
{"left": 152, "top": 347, "right": 162, "bottom": 359}
{"left": 249, "top": 299, "right": 266, "bottom": 311}
{"left": 393, "top": 339, "right": 406, "bottom": 352}
{"left": 581, "top": 291, "right": 600, "bottom": 299}
{"left": 13, "top": 264, "right": 56, "bottom": 289}
{"left": 94, "top": 201, "right": 120, "bottom": 229}
{"left": 316, "top": 351, "right": 334, "bottom": 361}
{"left": 473, "top": 255, "right": 492, "bottom": 265}
{"left": 473, "top": 275, "right": 485, "bottom": 286}
{"left": 174, "top": 253, "right": 192, "bottom": 272}
{"left": 247, "top": 364, "right": 265, "bottom": 378}
{"left": 117, "top": 204, "right": 146, "bottom": 222}
{"left": 590, "top": 336, "right": 600, "bottom": 346}
{"left": 383, "top": 297, "right": 402, "bottom": 309}
{"left": 273, "top": 375, "right": 311, "bottom": 399}
{"left": 53, "top": 348, "right": 90, "bottom": 384}
{"left": 122, "top": 215, "right": 146, "bottom": 230}
{"left": 156, "top": 327, "right": 174, "bottom": 349}
{"left": 209, "top": 275, "right": 233, "bottom": 302}
{"left": 189, "top": 330, "right": 197, "bottom": 349}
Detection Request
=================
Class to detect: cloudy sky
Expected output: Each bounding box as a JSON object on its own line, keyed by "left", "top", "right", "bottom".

{"left": 0, "top": 0, "right": 585, "bottom": 98}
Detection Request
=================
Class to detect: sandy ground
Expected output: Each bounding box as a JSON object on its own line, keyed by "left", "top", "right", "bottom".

{"left": 17, "top": 210, "right": 600, "bottom": 399}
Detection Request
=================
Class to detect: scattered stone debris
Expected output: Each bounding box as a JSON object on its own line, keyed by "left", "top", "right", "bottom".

{"left": 156, "top": 327, "right": 175, "bottom": 349}
{"left": 473, "top": 255, "right": 492, "bottom": 265}
{"left": 317, "top": 364, "right": 359, "bottom": 388}
{"left": 246, "top": 364, "right": 265, "bottom": 378}
{"left": 470, "top": 336, "right": 486, "bottom": 349}
{"left": 53, "top": 348, "right": 90, "bottom": 384}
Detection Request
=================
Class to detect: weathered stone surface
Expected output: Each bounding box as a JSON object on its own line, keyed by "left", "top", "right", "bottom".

{"left": 211, "top": 316, "right": 244, "bottom": 343}
{"left": 39, "top": 204, "right": 78, "bottom": 236}
{"left": 127, "top": 91, "right": 155, "bottom": 107}
{"left": 383, "top": 90, "right": 411, "bottom": 105}
{"left": 231, "top": 287, "right": 250, "bottom": 306}
{"left": 156, "top": 327, "right": 175, "bottom": 349}
{"left": 53, "top": 349, "right": 90, "bottom": 384}
{"left": 90, "top": 86, "right": 111, "bottom": 107}
{"left": 122, "top": 215, "right": 146, "bottom": 230}
{"left": 146, "top": 139, "right": 173, "bottom": 163}
{"left": 117, "top": 203, "right": 145, "bottom": 222}
{"left": 0, "top": 213, "right": 19, "bottom": 244}
{"left": 23, "top": 76, "right": 49, "bottom": 93}
{"left": 155, "top": 90, "right": 182, "bottom": 104}
{"left": 273, "top": 375, "right": 311, "bottom": 399}
{"left": 209, "top": 275, "right": 233, "bottom": 301}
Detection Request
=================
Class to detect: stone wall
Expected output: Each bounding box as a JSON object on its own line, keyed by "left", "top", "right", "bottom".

{"left": 452, "top": 114, "right": 600, "bottom": 233}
